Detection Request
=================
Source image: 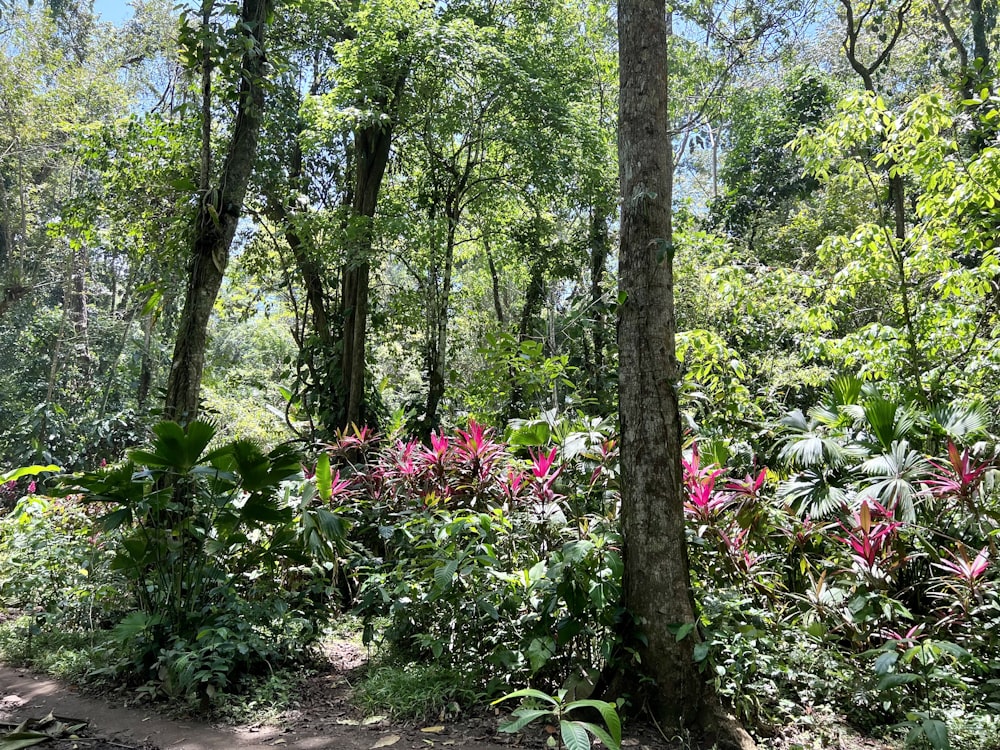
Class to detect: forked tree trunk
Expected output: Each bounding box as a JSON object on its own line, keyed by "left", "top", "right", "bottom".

{"left": 616, "top": 1, "right": 753, "bottom": 747}
{"left": 163, "top": 0, "right": 269, "bottom": 422}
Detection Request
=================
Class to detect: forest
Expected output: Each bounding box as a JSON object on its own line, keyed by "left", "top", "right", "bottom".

{"left": 0, "top": 0, "right": 998, "bottom": 748}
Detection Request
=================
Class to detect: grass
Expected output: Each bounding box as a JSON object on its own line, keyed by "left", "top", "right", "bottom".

{"left": 0, "top": 615, "right": 112, "bottom": 681}
{"left": 213, "top": 667, "right": 311, "bottom": 726}
{"left": 354, "top": 659, "right": 484, "bottom": 722}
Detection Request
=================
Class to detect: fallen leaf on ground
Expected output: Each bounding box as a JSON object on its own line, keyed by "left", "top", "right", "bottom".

{"left": 420, "top": 726, "right": 445, "bottom": 733}
{"left": 370, "top": 734, "right": 401, "bottom": 748}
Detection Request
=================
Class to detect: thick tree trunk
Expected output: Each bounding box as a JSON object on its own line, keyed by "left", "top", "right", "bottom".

{"left": 617, "top": 1, "right": 753, "bottom": 746}
{"left": 338, "top": 67, "right": 406, "bottom": 429}
{"left": 163, "top": 0, "right": 269, "bottom": 422}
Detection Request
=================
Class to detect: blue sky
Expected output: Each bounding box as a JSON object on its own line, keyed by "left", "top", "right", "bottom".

{"left": 92, "top": 0, "right": 134, "bottom": 26}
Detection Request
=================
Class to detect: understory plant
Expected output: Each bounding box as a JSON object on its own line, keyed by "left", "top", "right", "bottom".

{"left": 56, "top": 420, "right": 347, "bottom": 700}
{"left": 341, "top": 414, "right": 623, "bottom": 693}
{"left": 492, "top": 687, "right": 622, "bottom": 750}
{"left": 679, "top": 376, "right": 1000, "bottom": 747}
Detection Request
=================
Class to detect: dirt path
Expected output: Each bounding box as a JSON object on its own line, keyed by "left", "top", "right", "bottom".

{"left": 0, "top": 664, "right": 513, "bottom": 750}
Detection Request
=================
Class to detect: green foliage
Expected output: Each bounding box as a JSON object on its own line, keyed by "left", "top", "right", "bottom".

{"left": 492, "top": 688, "right": 622, "bottom": 750}
{"left": 355, "top": 661, "right": 483, "bottom": 721}
{"left": 0, "top": 494, "right": 123, "bottom": 632}
{"left": 334, "top": 417, "right": 622, "bottom": 692}
{"left": 58, "top": 420, "right": 346, "bottom": 699}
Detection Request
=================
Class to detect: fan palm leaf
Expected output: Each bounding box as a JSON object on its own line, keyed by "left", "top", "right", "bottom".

{"left": 860, "top": 440, "right": 930, "bottom": 523}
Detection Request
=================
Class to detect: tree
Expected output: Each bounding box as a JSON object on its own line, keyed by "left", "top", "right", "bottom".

{"left": 616, "top": 0, "right": 754, "bottom": 746}
{"left": 163, "top": 0, "right": 271, "bottom": 422}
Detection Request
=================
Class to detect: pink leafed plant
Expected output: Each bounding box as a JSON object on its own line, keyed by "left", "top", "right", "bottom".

{"left": 882, "top": 623, "right": 924, "bottom": 650}
{"left": 682, "top": 443, "right": 729, "bottom": 523}
{"left": 455, "top": 420, "right": 504, "bottom": 484}
{"left": 725, "top": 468, "right": 767, "bottom": 499}
{"left": 528, "top": 446, "right": 565, "bottom": 506}
{"left": 718, "top": 523, "right": 760, "bottom": 572}
{"left": 589, "top": 438, "right": 618, "bottom": 487}
{"left": 924, "top": 442, "right": 991, "bottom": 510}
{"left": 834, "top": 498, "right": 904, "bottom": 572}
{"left": 933, "top": 544, "right": 990, "bottom": 585}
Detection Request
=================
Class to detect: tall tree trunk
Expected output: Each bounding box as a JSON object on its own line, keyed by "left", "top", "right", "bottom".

{"left": 338, "top": 68, "right": 407, "bottom": 429}
{"left": 137, "top": 314, "right": 154, "bottom": 410}
{"left": 484, "top": 235, "right": 505, "bottom": 324}
{"left": 423, "top": 200, "right": 458, "bottom": 433}
{"left": 163, "top": 0, "right": 269, "bottom": 422}
{"left": 587, "top": 203, "right": 610, "bottom": 408}
{"left": 67, "top": 246, "right": 91, "bottom": 376}
{"left": 616, "top": 1, "right": 753, "bottom": 746}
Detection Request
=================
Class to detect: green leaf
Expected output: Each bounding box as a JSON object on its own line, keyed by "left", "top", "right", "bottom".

{"left": 574, "top": 722, "right": 620, "bottom": 750}
{"left": 564, "top": 700, "right": 621, "bottom": 746}
{"left": 491, "top": 688, "right": 559, "bottom": 706}
{"left": 497, "top": 709, "right": 552, "bottom": 733}
{"left": 674, "top": 622, "right": 695, "bottom": 641}
{"left": 507, "top": 421, "right": 551, "bottom": 447}
{"left": 922, "top": 719, "right": 949, "bottom": 750}
{"left": 693, "top": 642, "right": 710, "bottom": 662}
{"left": 0, "top": 731, "right": 52, "bottom": 750}
{"left": 434, "top": 558, "right": 460, "bottom": 593}
{"left": 100, "top": 506, "right": 132, "bottom": 530}
{"left": 873, "top": 650, "right": 899, "bottom": 674}
{"left": 527, "top": 637, "right": 556, "bottom": 673}
{"left": 0, "top": 465, "right": 60, "bottom": 483}
{"left": 316, "top": 453, "right": 333, "bottom": 503}
{"left": 877, "top": 673, "right": 919, "bottom": 690}
{"left": 561, "top": 720, "right": 591, "bottom": 750}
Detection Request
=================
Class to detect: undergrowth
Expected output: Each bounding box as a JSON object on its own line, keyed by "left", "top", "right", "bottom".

{"left": 354, "top": 659, "right": 485, "bottom": 721}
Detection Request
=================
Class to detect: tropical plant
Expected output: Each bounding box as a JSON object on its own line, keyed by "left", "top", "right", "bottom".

{"left": 58, "top": 420, "right": 346, "bottom": 698}
{"left": 492, "top": 687, "right": 622, "bottom": 750}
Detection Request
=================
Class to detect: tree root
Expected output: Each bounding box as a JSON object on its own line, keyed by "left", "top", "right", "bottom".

{"left": 698, "top": 696, "right": 757, "bottom": 750}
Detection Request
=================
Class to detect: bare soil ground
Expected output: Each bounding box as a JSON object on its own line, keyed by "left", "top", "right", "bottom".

{"left": 0, "top": 642, "right": 895, "bottom": 750}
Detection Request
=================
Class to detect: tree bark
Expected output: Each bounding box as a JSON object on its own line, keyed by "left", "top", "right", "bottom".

{"left": 423, "top": 202, "right": 457, "bottom": 433}
{"left": 163, "top": 0, "right": 270, "bottom": 422}
{"left": 587, "top": 203, "right": 610, "bottom": 408}
{"left": 338, "top": 66, "right": 407, "bottom": 429}
{"left": 616, "top": 1, "right": 753, "bottom": 746}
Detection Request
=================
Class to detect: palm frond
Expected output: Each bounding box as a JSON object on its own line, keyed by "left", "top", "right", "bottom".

{"left": 860, "top": 441, "right": 930, "bottom": 522}
{"left": 930, "top": 402, "right": 990, "bottom": 441}
{"left": 830, "top": 374, "right": 864, "bottom": 406}
{"left": 778, "top": 468, "right": 852, "bottom": 518}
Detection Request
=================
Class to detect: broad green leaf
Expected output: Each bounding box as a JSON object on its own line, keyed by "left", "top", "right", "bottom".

{"left": 564, "top": 700, "right": 621, "bottom": 745}
{"left": 316, "top": 453, "right": 333, "bottom": 503}
{"left": 575, "top": 722, "right": 620, "bottom": 750}
{"left": 877, "top": 673, "right": 919, "bottom": 690}
{"left": 506, "top": 421, "right": 551, "bottom": 447}
{"left": 922, "top": 719, "right": 949, "bottom": 750}
{"left": 561, "top": 720, "right": 591, "bottom": 750}
{"left": 491, "top": 688, "right": 559, "bottom": 706}
{"left": 0, "top": 465, "right": 60, "bottom": 483}
{"left": 497, "top": 709, "right": 551, "bottom": 733}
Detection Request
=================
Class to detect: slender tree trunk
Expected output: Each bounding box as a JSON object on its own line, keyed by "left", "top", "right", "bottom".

{"left": 423, "top": 200, "right": 458, "bottom": 432}
{"left": 617, "top": 1, "right": 753, "bottom": 746}
{"left": 163, "top": 0, "right": 270, "bottom": 422}
{"left": 587, "top": 204, "right": 610, "bottom": 406}
{"left": 339, "top": 67, "right": 407, "bottom": 429}
{"left": 67, "top": 246, "right": 91, "bottom": 376}
{"left": 137, "top": 314, "right": 154, "bottom": 409}
{"left": 484, "top": 236, "right": 505, "bottom": 324}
